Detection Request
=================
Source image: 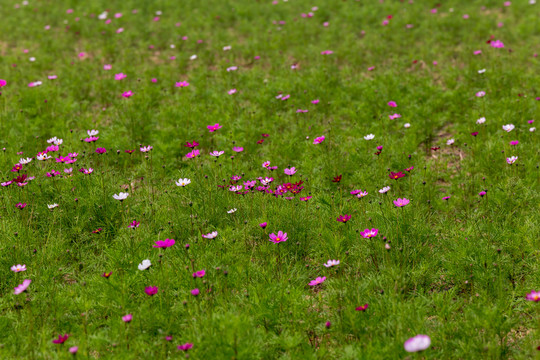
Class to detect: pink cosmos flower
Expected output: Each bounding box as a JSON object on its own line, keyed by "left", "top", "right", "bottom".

{"left": 356, "top": 304, "right": 369, "bottom": 311}
{"left": 337, "top": 214, "right": 351, "bottom": 223}
{"left": 389, "top": 113, "right": 401, "bottom": 120}
{"left": 510, "top": 140, "right": 519, "bottom": 146}
{"left": 476, "top": 91, "right": 486, "bottom": 97}
{"left": 16, "top": 203, "right": 27, "bottom": 210}
{"left": 300, "top": 196, "right": 312, "bottom": 201}
{"left": 52, "top": 334, "right": 69, "bottom": 344}
{"left": 69, "top": 347, "right": 78, "bottom": 354}
{"left": 309, "top": 276, "right": 326, "bottom": 286}
{"left": 104, "top": 64, "right": 112, "bottom": 70}
{"left": 115, "top": 73, "right": 127, "bottom": 80}
{"left": 284, "top": 167, "right": 297, "bottom": 175}
{"left": 404, "top": 335, "right": 431, "bottom": 352}
{"left": 313, "top": 136, "right": 325, "bottom": 145}
{"left": 368, "top": 66, "right": 375, "bottom": 71}
{"left": 140, "top": 145, "right": 153, "bottom": 152}
{"left": 473, "top": 50, "right": 482, "bottom": 55}
{"left": 269, "top": 231, "right": 288, "bottom": 244}
{"left": 360, "top": 228, "right": 378, "bottom": 238}
{"left": 202, "top": 231, "right": 218, "bottom": 239}
{"left": 506, "top": 156, "right": 518, "bottom": 164}
{"left": 122, "top": 90, "right": 133, "bottom": 98}
{"left": 128, "top": 220, "right": 140, "bottom": 229}
{"left": 185, "top": 149, "right": 200, "bottom": 158}
{"left": 210, "top": 151, "right": 225, "bottom": 157}
{"left": 207, "top": 123, "right": 222, "bottom": 132}
{"left": 228, "top": 89, "right": 237, "bottom": 95}
{"left": 122, "top": 314, "right": 132, "bottom": 323}
{"left": 393, "top": 198, "right": 410, "bottom": 207}
{"left": 479, "top": 191, "right": 487, "bottom": 197}
{"left": 14, "top": 279, "right": 31, "bottom": 295}
{"left": 48, "top": 75, "right": 57, "bottom": 80}
{"left": 11, "top": 264, "right": 26, "bottom": 272}
{"left": 320, "top": 50, "right": 333, "bottom": 55}
{"left": 153, "top": 239, "right": 175, "bottom": 248}
{"left": 259, "top": 222, "right": 268, "bottom": 229}
{"left": 232, "top": 147, "right": 244, "bottom": 152}
{"left": 312, "top": 99, "right": 320, "bottom": 104}
{"left": 323, "top": 260, "right": 340, "bottom": 267}
{"left": 388, "top": 101, "right": 397, "bottom": 107}
{"left": 176, "top": 81, "right": 190, "bottom": 87}
{"left": 0, "top": 79, "right": 7, "bottom": 87}
{"left": 95, "top": 147, "right": 107, "bottom": 154}
{"left": 526, "top": 290, "right": 540, "bottom": 302}
{"left": 178, "top": 343, "right": 193, "bottom": 351}
{"left": 490, "top": 40, "right": 504, "bottom": 48}
{"left": 191, "top": 288, "right": 200, "bottom": 296}
{"left": 145, "top": 286, "right": 158, "bottom": 296}
{"left": 192, "top": 270, "right": 205, "bottom": 278}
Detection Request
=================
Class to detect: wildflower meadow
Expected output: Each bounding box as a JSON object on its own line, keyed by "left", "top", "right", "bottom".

{"left": 0, "top": 0, "right": 539, "bottom": 358}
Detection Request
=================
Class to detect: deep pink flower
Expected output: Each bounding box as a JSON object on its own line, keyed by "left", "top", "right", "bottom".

{"left": 389, "top": 171, "right": 405, "bottom": 180}
{"left": 510, "top": 140, "right": 519, "bottom": 146}
{"left": 393, "top": 198, "right": 410, "bottom": 207}
{"left": 16, "top": 203, "right": 27, "bottom": 210}
{"left": 128, "top": 220, "right": 140, "bottom": 229}
{"left": 122, "top": 314, "right": 133, "bottom": 323}
{"left": 313, "top": 136, "right": 325, "bottom": 144}
{"left": 300, "top": 196, "right": 312, "bottom": 201}
{"left": 388, "top": 101, "right": 397, "bottom": 107}
{"left": 191, "top": 288, "right": 200, "bottom": 296}
{"left": 0, "top": 79, "right": 7, "bottom": 87}
{"left": 360, "top": 228, "right": 378, "bottom": 238}
{"left": 46, "top": 170, "right": 60, "bottom": 177}
{"left": 153, "top": 239, "right": 175, "bottom": 248}
{"left": 115, "top": 73, "right": 127, "bottom": 80}
{"left": 309, "top": 276, "right": 326, "bottom": 286}
{"left": 185, "top": 141, "right": 199, "bottom": 148}
{"left": 122, "top": 90, "right": 133, "bottom": 98}
{"left": 95, "top": 147, "right": 107, "bottom": 154}
{"left": 479, "top": 191, "right": 486, "bottom": 197}
{"left": 259, "top": 222, "right": 267, "bottom": 229}
{"left": 356, "top": 304, "right": 369, "bottom": 311}
{"left": 490, "top": 40, "right": 504, "bottom": 48}
{"left": 526, "top": 290, "right": 540, "bottom": 302}
{"left": 178, "top": 343, "right": 193, "bottom": 351}
{"left": 52, "top": 334, "right": 69, "bottom": 344}
{"left": 284, "top": 167, "right": 297, "bottom": 175}
{"left": 269, "top": 231, "right": 288, "bottom": 244}
{"left": 192, "top": 270, "right": 205, "bottom": 278}
{"left": 232, "top": 147, "right": 244, "bottom": 152}
{"left": 145, "top": 286, "right": 158, "bottom": 296}
{"left": 207, "top": 123, "right": 222, "bottom": 132}
{"left": 176, "top": 81, "right": 190, "bottom": 87}
{"left": 337, "top": 214, "right": 351, "bottom": 223}
{"left": 185, "top": 149, "right": 200, "bottom": 158}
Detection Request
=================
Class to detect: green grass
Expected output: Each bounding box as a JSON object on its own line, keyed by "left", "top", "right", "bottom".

{"left": 0, "top": 0, "right": 539, "bottom": 358}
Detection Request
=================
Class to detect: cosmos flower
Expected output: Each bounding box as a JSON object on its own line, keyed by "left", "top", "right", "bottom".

{"left": 210, "top": 151, "right": 225, "bottom": 157}
{"left": 364, "top": 134, "right": 375, "bottom": 140}
{"left": 356, "top": 304, "right": 369, "bottom": 311}
{"left": 475, "top": 91, "right": 485, "bottom": 97}
{"left": 313, "top": 136, "right": 325, "bottom": 144}
{"left": 506, "top": 156, "right": 518, "bottom": 164}
{"left": 140, "top": 145, "right": 153, "bottom": 152}
{"left": 176, "top": 81, "right": 190, "bottom": 87}
{"left": 284, "top": 167, "right": 297, "bottom": 175}
{"left": 476, "top": 117, "right": 486, "bottom": 124}
{"left": 379, "top": 186, "right": 391, "bottom": 194}
{"left": 232, "top": 147, "right": 244, "bottom": 152}
{"left": 122, "top": 314, "right": 133, "bottom": 323}
{"left": 202, "top": 231, "right": 218, "bottom": 239}
{"left": 138, "top": 259, "right": 151, "bottom": 270}
{"left": 185, "top": 149, "right": 200, "bottom": 158}
{"left": 393, "top": 198, "right": 410, "bottom": 207}
{"left": 309, "top": 276, "right": 326, "bottom": 286}
{"left": 14, "top": 279, "right": 31, "bottom": 295}
{"left": 178, "top": 343, "right": 193, "bottom": 351}
{"left": 526, "top": 290, "right": 540, "bottom": 302}
{"left": 115, "top": 73, "right": 127, "bottom": 80}
{"left": 227, "top": 208, "right": 237, "bottom": 214}
{"left": 192, "top": 270, "right": 205, "bottom": 278}
{"left": 11, "top": 264, "right": 27, "bottom": 272}
{"left": 388, "top": 101, "right": 397, "bottom": 107}
{"left": 191, "top": 288, "right": 200, "bottom": 296}
{"left": 153, "top": 239, "right": 175, "bottom": 248}
{"left": 389, "top": 171, "right": 405, "bottom": 180}
{"left": 52, "top": 334, "right": 69, "bottom": 344}
{"left": 479, "top": 191, "right": 487, "bottom": 197}
{"left": 207, "top": 123, "right": 222, "bottom": 132}
{"left": 128, "top": 220, "right": 140, "bottom": 229}
{"left": 113, "top": 192, "right": 129, "bottom": 201}
{"left": 502, "top": 124, "right": 515, "bottom": 132}
{"left": 323, "top": 260, "right": 340, "bottom": 267}
{"left": 259, "top": 222, "right": 268, "bottom": 229}
{"left": 48, "top": 203, "right": 59, "bottom": 209}
{"left": 122, "top": 90, "right": 133, "bottom": 98}
{"left": 145, "top": 286, "right": 158, "bottom": 296}
{"left": 360, "top": 229, "right": 378, "bottom": 238}
{"left": 446, "top": 139, "right": 455, "bottom": 145}
{"left": 337, "top": 214, "right": 351, "bottom": 223}
{"left": 404, "top": 335, "right": 431, "bottom": 353}
{"left": 269, "top": 231, "right": 288, "bottom": 244}
{"left": 490, "top": 40, "right": 504, "bottom": 48}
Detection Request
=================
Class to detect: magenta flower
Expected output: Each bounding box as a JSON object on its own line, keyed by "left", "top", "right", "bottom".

{"left": 313, "top": 136, "right": 325, "bottom": 144}
{"left": 46, "top": 170, "right": 60, "bottom": 177}
{"left": 259, "top": 222, "right": 268, "bottom": 229}
{"left": 178, "top": 343, "right": 193, "bottom": 351}
{"left": 387, "top": 101, "right": 397, "bottom": 107}
{"left": 284, "top": 167, "right": 297, "bottom": 175}
{"left": 479, "top": 191, "right": 486, "bottom": 197}
{"left": 192, "top": 270, "right": 205, "bottom": 278}
{"left": 153, "top": 239, "right": 175, "bottom": 248}
{"left": 122, "top": 314, "right": 133, "bottom": 323}
{"left": 128, "top": 220, "right": 140, "bottom": 229}
{"left": 84, "top": 136, "right": 99, "bottom": 143}
{"left": 336, "top": 214, "right": 351, "bottom": 223}
{"left": 360, "top": 228, "right": 378, "bottom": 238}
{"left": 404, "top": 335, "right": 431, "bottom": 352}
{"left": 185, "top": 149, "right": 200, "bottom": 158}
{"left": 191, "top": 288, "right": 200, "bottom": 296}
{"left": 69, "top": 346, "right": 78, "bottom": 354}
{"left": 269, "top": 231, "right": 288, "bottom": 244}
{"left": 490, "top": 40, "right": 504, "bottom": 48}
{"left": 509, "top": 140, "right": 519, "bottom": 146}
{"left": 526, "top": 290, "right": 540, "bottom": 302}
{"left": 0, "top": 79, "right": 7, "bottom": 87}
{"left": 122, "top": 90, "right": 133, "bottom": 98}
{"left": 145, "top": 286, "right": 158, "bottom": 296}
{"left": 176, "top": 81, "right": 190, "bottom": 87}
{"left": 232, "top": 147, "right": 244, "bottom": 152}
{"left": 115, "top": 73, "right": 127, "bottom": 80}
{"left": 300, "top": 196, "right": 312, "bottom": 201}
{"left": 393, "top": 198, "right": 410, "bottom": 207}
{"left": 16, "top": 203, "right": 27, "bottom": 210}
{"left": 52, "top": 334, "right": 70, "bottom": 344}
{"left": 356, "top": 304, "right": 369, "bottom": 311}
{"left": 309, "top": 276, "right": 326, "bottom": 286}
{"left": 207, "top": 123, "right": 222, "bottom": 132}
{"left": 95, "top": 147, "right": 107, "bottom": 154}
{"left": 475, "top": 91, "right": 486, "bottom": 97}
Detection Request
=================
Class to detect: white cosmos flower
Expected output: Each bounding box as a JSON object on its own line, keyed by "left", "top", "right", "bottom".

{"left": 47, "top": 203, "right": 58, "bottom": 209}
{"left": 19, "top": 157, "right": 32, "bottom": 165}
{"left": 404, "top": 123, "right": 411, "bottom": 128}
{"left": 98, "top": 11, "right": 108, "bottom": 20}
{"left": 379, "top": 186, "right": 391, "bottom": 194}
{"left": 202, "top": 231, "right": 218, "bottom": 239}
{"left": 478, "top": 69, "right": 486, "bottom": 74}
{"left": 476, "top": 117, "right": 486, "bottom": 124}
{"left": 53, "top": 139, "right": 63, "bottom": 145}
{"left": 113, "top": 192, "right": 129, "bottom": 201}
{"left": 502, "top": 124, "right": 515, "bottom": 132}
{"left": 227, "top": 208, "right": 237, "bottom": 214}
{"left": 364, "top": 134, "right": 375, "bottom": 140}
{"left": 530, "top": 127, "right": 536, "bottom": 132}
{"left": 323, "top": 260, "right": 340, "bottom": 267}
{"left": 47, "top": 137, "right": 58, "bottom": 144}
{"left": 37, "top": 153, "right": 52, "bottom": 161}
{"left": 175, "top": 178, "right": 191, "bottom": 187}
{"left": 446, "top": 138, "right": 455, "bottom": 145}
{"left": 190, "top": 55, "right": 197, "bottom": 60}
{"left": 223, "top": 45, "right": 232, "bottom": 51}
{"left": 210, "top": 151, "right": 224, "bottom": 157}
{"left": 138, "top": 259, "right": 152, "bottom": 271}
{"left": 87, "top": 129, "right": 99, "bottom": 136}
